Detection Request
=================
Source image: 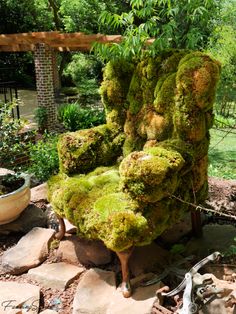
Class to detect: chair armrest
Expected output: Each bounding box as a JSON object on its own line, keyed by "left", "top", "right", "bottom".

{"left": 119, "top": 146, "right": 184, "bottom": 203}
{"left": 58, "top": 124, "right": 125, "bottom": 174}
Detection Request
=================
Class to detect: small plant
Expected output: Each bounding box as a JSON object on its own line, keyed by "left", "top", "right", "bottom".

{"left": 0, "top": 174, "right": 25, "bottom": 196}
{"left": 27, "top": 132, "right": 59, "bottom": 182}
{"left": 223, "top": 237, "right": 236, "bottom": 257}
{"left": 0, "top": 101, "right": 28, "bottom": 169}
{"left": 58, "top": 103, "right": 105, "bottom": 132}
{"left": 213, "top": 114, "right": 235, "bottom": 128}
{"left": 34, "top": 107, "right": 47, "bottom": 132}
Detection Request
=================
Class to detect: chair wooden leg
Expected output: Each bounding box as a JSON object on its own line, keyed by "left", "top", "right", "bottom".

{"left": 191, "top": 210, "right": 202, "bottom": 238}
{"left": 116, "top": 247, "right": 133, "bottom": 298}
{"left": 55, "top": 215, "right": 66, "bottom": 240}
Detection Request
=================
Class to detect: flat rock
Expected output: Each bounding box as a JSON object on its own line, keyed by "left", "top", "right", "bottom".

{"left": 185, "top": 224, "right": 236, "bottom": 257}
{"left": 0, "top": 204, "right": 47, "bottom": 235}
{"left": 1, "top": 227, "right": 55, "bottom": 275}
{"left": 72, "top": 268, "right": 116, "bottom": 314}
{"left": 107, "top": 278, "right": 163, "bottom": 314}
{"left": 28, "top": 262, "right": 84, "bottom": 290}
{"left": 0, "top": 168, "right": 15, "bottom": 175}
{"left": 31, "top": 183, "right": 47, "bottom": 203}
{"left": 129, "top": 242, "right": 170, "bottom": 277}
{"left": 39, "top": 310, "right": 58, "bottom": 314}
{"left": 0, "top": 281, "right": 40, "bottom": 314}
{"left": 57, "top": 235, "right": 111, "bottom": 266}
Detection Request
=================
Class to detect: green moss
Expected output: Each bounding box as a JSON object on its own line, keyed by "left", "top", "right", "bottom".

{"left": 119, "top": 148, "right": 184, "bottom": 202}
{"left": 154, "top": 73, "right": 176, "bottom": 114}
{"left": 48, "top": 49, "right": 220, "bottom": 253}
{"left": 58, "top": 124, "right": 125, "bottom": 174}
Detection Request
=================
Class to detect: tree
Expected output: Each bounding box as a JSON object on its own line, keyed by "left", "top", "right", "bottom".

{"left": 0, "top": 0, "right": 53, "bottom": 33}
{"left": 94, "top": 0, "right": 221, "bottom": 60}
{"left": 207, "top": 0, "right": 236, "bottom": 116}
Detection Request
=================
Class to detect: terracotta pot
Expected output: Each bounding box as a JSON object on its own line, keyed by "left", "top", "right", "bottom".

{"left": 0, "top": 174, "right": 31, "bottom": 225}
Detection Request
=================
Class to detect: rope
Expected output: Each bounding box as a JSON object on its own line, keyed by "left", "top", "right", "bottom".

{"left": 169, "top": 194, "right": 236, "bottom": 221}
{"left": 209, "top": 125, "right": 236, "bottom": 151}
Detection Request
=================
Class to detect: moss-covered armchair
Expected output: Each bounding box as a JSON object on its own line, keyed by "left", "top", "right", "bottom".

{"left": 48, "top": 50, "right": 220, "bottom": 297}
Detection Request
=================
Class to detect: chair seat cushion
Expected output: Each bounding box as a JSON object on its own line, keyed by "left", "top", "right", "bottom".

{"left": 48, "top": 165, "right": 173, "bottom": 251}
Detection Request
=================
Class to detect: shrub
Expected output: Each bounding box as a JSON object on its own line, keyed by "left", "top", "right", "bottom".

{"left": 58, "top": 103, "right": 105, "bottom": 132}
{"left": 27, "top": 132, "right": 59, "bottom": 182}
{"left": 0, "top": 101, "right": 30, "bottom": 170}
{"left": 62, "top": 53, "right": 102, "bottom": 106}
{"left": 34, "top": 107, "right": 47, "bottom": 132}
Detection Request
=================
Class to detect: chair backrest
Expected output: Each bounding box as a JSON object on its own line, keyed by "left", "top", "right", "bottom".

{"left": 101, "top": 50, "right": 220, "bottom": 157}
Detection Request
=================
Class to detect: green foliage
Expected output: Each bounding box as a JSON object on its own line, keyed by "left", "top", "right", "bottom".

{"left": 27, "top": 132, "right": 59, "bottom": 182}
{"left": 0, "top": 101, "right": 29, "bottom": 169}
{"left": 59, "top": 0, "right": 129, "bottom": 33}
{"left": 223, "top": 237, "right": 236, "bottom": 257}
{"left": 213, "top": 114, "right": 235, "bottom": 129}
{"left": 94, "top": 0, "right": 220, "bottom": 60}
{"left": 34, "top": 107, "right": 48, "bottom": 131}
{"left": 62, "top": 53, "right": 102, "bottom": 106}
{"left": 170, "top": 243, "right": 186, "bottom": 255}
{"left": 207, "top": 0, "right": 236, "bottom": 117}
{"left": 60, "top": 0, "right": 105, "bottom": 33}
{"left": 0, "top": 0, "right": 53, "bottom": 33}
{"left": 58, "top": 103, "right": 105, "bottom": 132}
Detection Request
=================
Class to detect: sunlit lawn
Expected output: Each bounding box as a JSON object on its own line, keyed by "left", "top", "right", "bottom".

{"left": 208, "top": 128, "right": 236, "bottom": 179}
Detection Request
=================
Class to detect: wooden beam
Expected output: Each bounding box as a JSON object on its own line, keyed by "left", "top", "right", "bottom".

{"left": 0, "top": 32, "right": 122, "bottom": 52}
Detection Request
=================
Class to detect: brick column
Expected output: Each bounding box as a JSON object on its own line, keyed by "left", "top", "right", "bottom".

{"left": 34, "top": 43, "right": 57, "bottom": 131}
{"left": 52, "top": 50, "right": 61, "bottom": 97}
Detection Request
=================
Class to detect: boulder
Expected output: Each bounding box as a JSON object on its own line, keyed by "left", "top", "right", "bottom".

{"left": 57, "top": 235, "right": 112, "bottom": 266}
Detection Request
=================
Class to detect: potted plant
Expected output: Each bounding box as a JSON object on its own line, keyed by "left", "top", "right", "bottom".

{"left": 0, "top": 172, "right": 31, "bottom": 225}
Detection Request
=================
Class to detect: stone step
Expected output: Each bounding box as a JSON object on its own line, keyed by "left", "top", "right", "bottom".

{"left": 0, "top": 281, "right": 40, "bottom": 314}
{"left": 0, "top": 227, "right": 55, "bottom": 275}
{"left": 28, "top": 262, "right": 84, "bottom": 290}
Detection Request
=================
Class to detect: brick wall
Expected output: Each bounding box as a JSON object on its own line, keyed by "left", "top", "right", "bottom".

{"left": 34, "top": 43, "right": 57, "bottom": 131}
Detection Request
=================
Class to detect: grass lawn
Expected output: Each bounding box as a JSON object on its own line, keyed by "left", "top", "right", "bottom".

{"left": 208, "top": 128, "right": 236, "bottom": 179}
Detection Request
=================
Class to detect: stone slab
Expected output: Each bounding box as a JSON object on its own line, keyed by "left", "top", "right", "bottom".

{"left": 40, "top": 310, "right": 58, "bottom": 314}
{"left": 107, "top": 280, "right": 163, "bottom": 314}
{"left": 0, "top": 204, "right": 47, "bottom": 235}
{"left": 0, "top": 281, "right": 40, "bottom": 314}
{"left": 1, "top": 227, "right": 55, "bottom": 275}
{"left": 31, "top": 183, "right": 47, "bottom": 203}
{"left": 72, "top": 268, "right": 116, "bottom": 314}
{"left": 57, "top": 235, "right": 111, "bottom": 266}
{"left": 0, "top": 168, "right": 15, "bottom": 176}
{"left": 28, "top": 262, "right": 84, "bottom": 290}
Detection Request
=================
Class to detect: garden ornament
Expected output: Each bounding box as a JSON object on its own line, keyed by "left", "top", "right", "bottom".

{"left": 47, "top": 50, "right": 221, "bottom": 297}
{"left": 157, "top": 251, "right": 236, "bottom": 313}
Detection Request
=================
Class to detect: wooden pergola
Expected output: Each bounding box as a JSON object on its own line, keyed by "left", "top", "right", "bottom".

{"left": 0, "top": 31, "right": 122, "bottom": 52}
{"left": 0, "top": 32, "right": 122, "bottom": 130}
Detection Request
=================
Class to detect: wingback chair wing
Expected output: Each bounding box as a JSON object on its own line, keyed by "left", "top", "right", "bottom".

{"left": 48, "top": 50, "right": 220, "bottom": 297}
